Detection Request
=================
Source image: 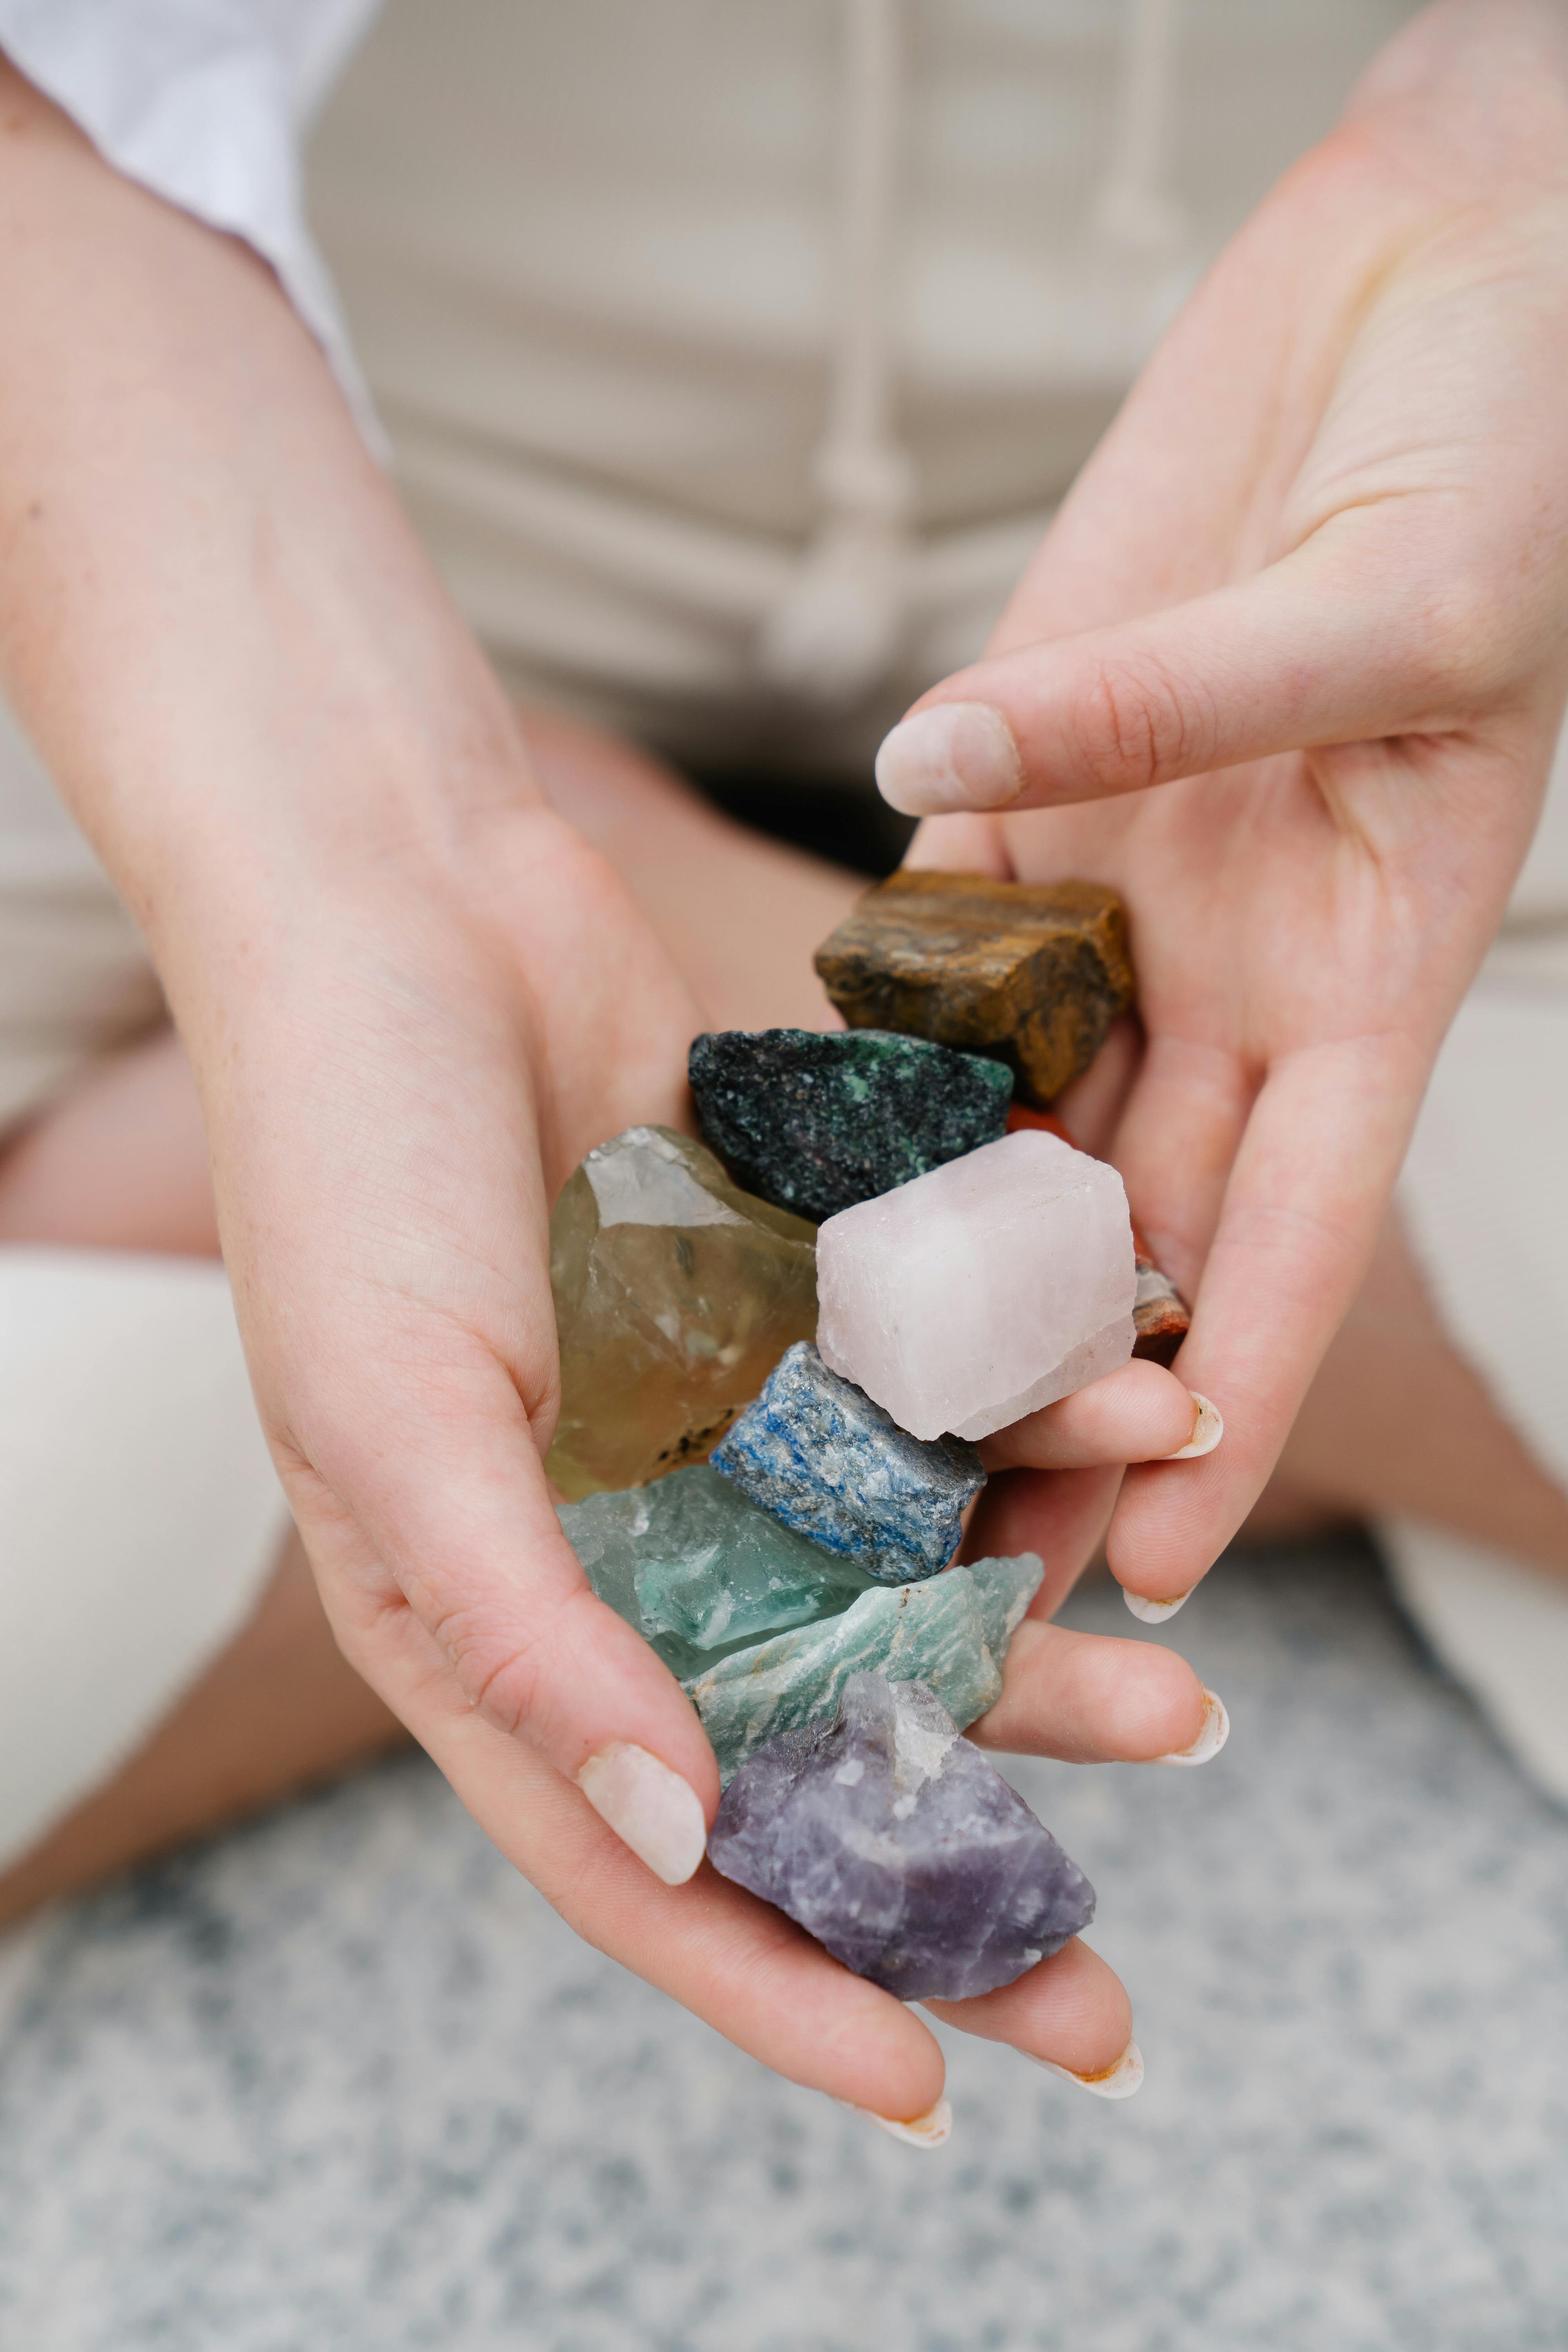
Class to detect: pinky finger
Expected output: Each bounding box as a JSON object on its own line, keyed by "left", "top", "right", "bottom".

{"left": 926, "top": 1936, "right": 1138, "bottom": 2088}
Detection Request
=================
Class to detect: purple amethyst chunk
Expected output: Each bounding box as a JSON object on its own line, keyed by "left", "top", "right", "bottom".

{"left": 706, "top": 1672, "right": 1095, "bottom": 2001}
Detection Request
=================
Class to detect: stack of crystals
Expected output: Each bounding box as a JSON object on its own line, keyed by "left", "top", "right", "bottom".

{"left": 545, "top": 878, "right": 1159, "bottom": 1994}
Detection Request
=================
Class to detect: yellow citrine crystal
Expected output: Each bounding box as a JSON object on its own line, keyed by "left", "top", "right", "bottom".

{"left": 545, "top": 1125, "right": 819, "bottom": 1501}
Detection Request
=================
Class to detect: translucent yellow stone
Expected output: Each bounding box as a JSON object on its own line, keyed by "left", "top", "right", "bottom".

{"left": 545, "top": 1125, "right": 820, "bottom": 1501}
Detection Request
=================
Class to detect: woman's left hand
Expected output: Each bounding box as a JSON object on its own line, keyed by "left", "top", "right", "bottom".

{"left": 874, "top": 0, "right": 1568, "bottom": 1617}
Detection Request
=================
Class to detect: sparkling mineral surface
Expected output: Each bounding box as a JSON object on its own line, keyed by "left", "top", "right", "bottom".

{"left": 817, "top": 1128, "right": 1136, "bottom": 1441}
{"left": 688, "top": 1027, "right": 1012, "bottom": 1223}
{"left": 684, "top": 1551, "right": 1042, "bottom": 1784}
{"left": 557, "top": 1466, "right": 874, "bottom": 1679}
{"left": 545, "top": 1125, "right": 819, "bottom": 1501}
{"left": 710, "top": 1341, "right": 985, "bottom": 1584}
{"left": 708, "top": 1673, "right": 1096, "bottom": 1999}
{"left": 814, "top": 870, "right": 1134, "bottom": 1107}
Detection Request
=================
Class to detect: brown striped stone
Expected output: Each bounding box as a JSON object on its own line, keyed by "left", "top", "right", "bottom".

{"left": 813, "top": 870, "right": 1134, "bottom": 1107}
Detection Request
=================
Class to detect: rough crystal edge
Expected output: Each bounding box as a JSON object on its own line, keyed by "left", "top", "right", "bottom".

{"left": 709, "top": 1668, "right": 1094, "bottom": 2001}
{"left": 946, "top": 1313, "right": 1137, "bottom": 1443}
{"left": 684, "top": 1552, "right": 1043, "bottom": 1785}
{"left": 709, "top": 1342, "right": 984, "bottom": 1586}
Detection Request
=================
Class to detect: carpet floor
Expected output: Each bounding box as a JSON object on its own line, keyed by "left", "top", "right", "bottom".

{"left": 2, "top": 1535, "right": 1565, "bottom": 2352}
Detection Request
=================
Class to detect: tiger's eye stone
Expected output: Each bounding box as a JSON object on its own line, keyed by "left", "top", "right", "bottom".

{"left": 814, "top": 870, "right": 1134, "bottom": 1107}
{"left": 545, "top": 1125, "right": 819, "bottom": 1501}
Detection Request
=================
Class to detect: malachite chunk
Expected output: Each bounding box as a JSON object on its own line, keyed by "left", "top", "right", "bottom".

{"left": 688, "top": 1027, "right": 1013, "bottom": 1223}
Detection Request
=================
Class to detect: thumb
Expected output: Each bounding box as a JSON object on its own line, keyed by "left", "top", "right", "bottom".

{"left": 874, "top": 530, "right": 1477, "bottom": 817}
{"left": 290, "top": 1348, "right": 722, "bottom": 1890}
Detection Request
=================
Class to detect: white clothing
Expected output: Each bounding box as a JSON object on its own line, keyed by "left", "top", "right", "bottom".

{"left": 0, "top": 0, "right": 381, "bottom": 438}
{"left": 0, "top": 0, "right": 1566, "bottom": 1863}
{"left": 0, "top": 1253, "right": 291, "bottom": 1869}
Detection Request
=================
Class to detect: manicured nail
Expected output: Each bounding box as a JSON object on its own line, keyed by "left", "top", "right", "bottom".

{"left": 840, "top": 2096, "right": 954, "bottom": 2148}
{"left": 1124, "top": 1586, "right": 1192, "bottom": 1624}
{"left": 1030, "top": 2038, "right": 1144, "bottom": 2101}
{"left": 1154, "top": 1688, "right": 1229, "bottom": 1767}
{"left": 576, "top": 1742, "right": 708, "bottom": 1884}
{"left": 875, "top": 702, "right": 1023, "bottom": 815}
{"left": 1165, "top": 1393, "right": 1223, "bottom": 1460}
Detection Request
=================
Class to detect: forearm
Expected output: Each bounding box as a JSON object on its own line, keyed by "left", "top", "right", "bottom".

{"left": 0, "top": 60, "right": 534, "bottom": 1010}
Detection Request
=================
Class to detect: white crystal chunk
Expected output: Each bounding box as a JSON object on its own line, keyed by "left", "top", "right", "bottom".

{"left": 816, "top": 1129, "right": 1136, "bottom": 1441}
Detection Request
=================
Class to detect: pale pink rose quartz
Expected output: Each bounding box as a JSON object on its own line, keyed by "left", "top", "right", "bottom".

{"left": 815, "top": 1129, "right": 1136, "bottom": 1442}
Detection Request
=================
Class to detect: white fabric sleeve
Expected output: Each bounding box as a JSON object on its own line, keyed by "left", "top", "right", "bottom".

{"left": 0, "top": 0, "right": 383, "bottom": 439}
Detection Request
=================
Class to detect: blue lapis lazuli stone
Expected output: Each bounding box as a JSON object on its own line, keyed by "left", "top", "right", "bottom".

{"left": 710, "top": 1341, "right": 985, "bottom": 1585}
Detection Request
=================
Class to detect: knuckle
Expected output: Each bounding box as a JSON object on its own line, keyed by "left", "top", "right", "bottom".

{"left": 434, "top": 1597, "right": 553, "bottom": 1739}
{"left": 1069, "top": 651, "right": 1209, "bottom": 790}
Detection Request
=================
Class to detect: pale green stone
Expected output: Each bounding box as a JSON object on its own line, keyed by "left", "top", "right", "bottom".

{"left": 558, "top": 1466, "right": 875, "bottom": 1681}
{"left": 970, "top": 1551, "right": 1045, "bottom": 1664}
{"left": 684, "top": 1552, "right": 1044, "bottom": 1784}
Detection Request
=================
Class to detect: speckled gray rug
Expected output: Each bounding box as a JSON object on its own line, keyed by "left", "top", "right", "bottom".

{"left": 1, "top": 1537, "right": 1565, "bottom": 2352}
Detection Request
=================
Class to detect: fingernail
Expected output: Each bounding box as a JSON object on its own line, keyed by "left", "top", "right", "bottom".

{"left": 875, "top": 702, "right": 1023, "bottom": 815}
{"left": 838, "top": 2096, "right": 954, "bottom": 2148}
{"left": 1154, "top": 1687, "right": 1229, "bottom": 1767}
{"left": 1123, "top": 1586, "right": 1192, "bottom": 1624}
{"left": 1166, "top": 1393, "right": 1223, "bottom": 1460}
{"left": 1029, "top": 2038, "right": 1144, "bottom": 2101}
{"left": 576, "top": 1742, "right": 708, "bottom": 1884}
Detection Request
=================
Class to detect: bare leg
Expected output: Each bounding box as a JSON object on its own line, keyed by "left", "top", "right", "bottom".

{"left": 519, "top": 705, "right": 863, "bottom": 1032}
{"left": 1238, "top": 1208, "right": 1568, "bottom": 1579}
{"left": 0, "top": 1022, "right": 219, "bottom": 1254}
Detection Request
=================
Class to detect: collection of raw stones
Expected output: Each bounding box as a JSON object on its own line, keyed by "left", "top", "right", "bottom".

{"left": 549, "top": 874, "right": 1191, "bottom": 2002}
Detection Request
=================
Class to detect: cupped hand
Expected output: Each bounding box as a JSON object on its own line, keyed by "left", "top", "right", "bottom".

{"left": 0, "top": 50, "right": 1189, "bottom": 2129}
{"left": 875, "top": 0, "right": 1568, "bottom": 1613}
{"left": 188, "top": 794, "right": 1201, "bottom": 2128}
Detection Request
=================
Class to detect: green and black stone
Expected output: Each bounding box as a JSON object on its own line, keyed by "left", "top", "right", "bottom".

{"left": 688, "top": 1028, "right": 1013, "bottom": 1223}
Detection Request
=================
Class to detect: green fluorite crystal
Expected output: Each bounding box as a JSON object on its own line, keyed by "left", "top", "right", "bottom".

{"left": 545, "top": 1125, "right": 819, "bottom": 1501}
{"left": 560, "top": 1471, "right": 1042, "bottom": 1784}
{"left": 558, "top": 1466, "right": 876, "bottom": 1680}
{"left": 684, "top": 1553, "right": 1043, "bottom": 1784}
